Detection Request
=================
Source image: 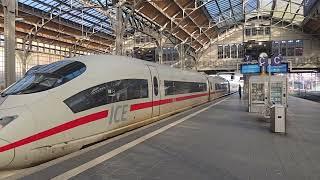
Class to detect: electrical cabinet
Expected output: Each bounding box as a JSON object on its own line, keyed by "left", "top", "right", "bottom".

{"left": 271, "top": 105, "right": 286, "bottom": 133}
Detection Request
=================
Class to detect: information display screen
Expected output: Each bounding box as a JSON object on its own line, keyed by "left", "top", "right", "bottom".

{"left": 241, "top": 64, "right": 261, "bottom": 74}
{"left": 266, "top": 63, "right": 288, "bottom": 73}
{"left": 304, "top": 0, "right": 317, "bottom": 16}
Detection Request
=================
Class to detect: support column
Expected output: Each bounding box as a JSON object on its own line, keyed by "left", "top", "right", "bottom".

{"left": 243, "top": 75, "right": 250, "bottom": 100}
{"left": 157, "top": 31, "right": 163, "bottom": 64}
{"left": 16, "top": 51, "right": 31, "bottom": 76}
{"left": 157, "top": 46, "right": 163, "bottom": 64}
{"left": 194, "top": 54, "right": 199, "bottom": 71}
{"left": 115, "top": 6, "right": 124, "bottom": 56}
{"left": 21, "top": 56, "right": 27, "bottom": 75}
{"left": 316, "top": 73, "right": 318, "bottom": 91}
{"left": 2, "top": 0, "right": 16, "bottom": 87}
{"left": 179, "top": 44, "right": 185, "bottom": 70}
{"left": 19, "top": 38, "right": 32, "bottom": 75}
{"left": 69, "top": 48, "right": 75, "bottom": 58}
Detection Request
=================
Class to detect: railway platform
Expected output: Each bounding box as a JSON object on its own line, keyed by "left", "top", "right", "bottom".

{"left": 3, "top": 94, "right": 320, "bottom": 180}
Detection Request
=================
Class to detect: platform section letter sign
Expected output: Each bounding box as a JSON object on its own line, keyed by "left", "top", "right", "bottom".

{"left": 258, "top": 57, "right": 268, "bottom": 67}
{"left": 271, "top": 54, "right": 283, "bottom": 66}
{"left": 244, "top": 55, "right": 252, "bottom": 62}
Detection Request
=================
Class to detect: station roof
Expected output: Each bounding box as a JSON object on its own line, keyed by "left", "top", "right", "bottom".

{"left": 13, "top": 0, "right": 115, "bottom": 53}
{"left": 19, "top": 0, "right": 113, "bottom": 35}
{"left": 204, "top": 0, "right": 305, "bottom": 28}
{"left": 0, "top": 0, "right": 317, "bottom": 54}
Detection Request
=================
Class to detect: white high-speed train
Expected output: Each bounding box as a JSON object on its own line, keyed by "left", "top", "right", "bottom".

{"left": 0, "top": 55, "right": 235, "bottom": 169}
{"left": 210, "top": 72, "right": 243, "bottom": 93}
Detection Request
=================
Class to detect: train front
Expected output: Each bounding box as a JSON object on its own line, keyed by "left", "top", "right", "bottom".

{"left": 0, "top": 95, "right": 34, "bottom": 169}
{"left": 0, "top": 60, "right": 86, "bottom": 169}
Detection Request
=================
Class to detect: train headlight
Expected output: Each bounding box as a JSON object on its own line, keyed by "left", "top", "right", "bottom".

{"left": 0, "top": 115, "right": 18, "bottom": 128}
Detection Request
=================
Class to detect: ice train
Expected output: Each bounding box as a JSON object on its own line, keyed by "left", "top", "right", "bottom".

{"left": 0, "top": 55, "right": 236, "bottom": 169}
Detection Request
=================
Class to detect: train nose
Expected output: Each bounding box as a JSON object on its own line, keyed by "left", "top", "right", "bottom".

{"left": 0, "top": 139, "right": 14, "bottom": 169}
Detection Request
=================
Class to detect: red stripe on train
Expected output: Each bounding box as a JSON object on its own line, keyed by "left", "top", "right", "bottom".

{"left": 0, "top": 92, "right": 210, "bottom": 153}
{"left": 175, "top": 93, "right": 208, "bottom": 101}
{"left": 0, "top": 110, "right": 108, "bottom": 153}
{"left": 130, "top": 92, "right": 208, "bottom": 111}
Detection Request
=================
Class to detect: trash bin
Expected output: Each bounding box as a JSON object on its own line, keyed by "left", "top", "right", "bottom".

{"left": 270, "top": 105, "right": 286, "bottom": 133}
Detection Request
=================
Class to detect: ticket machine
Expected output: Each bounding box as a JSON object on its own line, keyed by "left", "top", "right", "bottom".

{"left": 248, "top": 75, "right": 287, "bottom": 114}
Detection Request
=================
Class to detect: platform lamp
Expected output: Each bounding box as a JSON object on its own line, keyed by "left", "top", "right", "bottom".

{"left": 15, "top": 17, "right": 24, "bottom": 22}
{"left": 259, "top": 52, "right": 268, "bottom": 75}
{"left": 258, "top": 52, "right": 271, "bottom": 117}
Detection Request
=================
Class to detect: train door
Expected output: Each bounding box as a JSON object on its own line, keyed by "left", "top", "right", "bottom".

{"left": 207, "top": 78, "right": 211, "bottom": 101}
{"left": 210, "top": 82, "right": 213, "bottom": 100}
{"left": 147, "top": 65, "right": 160, "bottom": 117}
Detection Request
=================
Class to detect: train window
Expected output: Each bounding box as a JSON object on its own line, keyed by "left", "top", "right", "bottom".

{"left": 1, "top": 61, "right": 86, "bottom": 96}
{"left": 192, "top": 83, "right": 207, "bottom": 92}
{"left": 164, "top": 81, "right": 174, "bottom": 95}
{"left": 174, "top": 81, "right": 191, "bottom": 94}
{"left": 64, "top": 79, "right": 148, "bottom": 113}
{"left": 164, "top": 80, "right": 207, "bottom": 96}
{"left": 215, "top": 83, "right": 228, "bottom": 90}
{"left": 153, "top": 77, "right": 158, "bottom": 96}
{"left": 25, "top": 65, "right": 45, "bottom": 75}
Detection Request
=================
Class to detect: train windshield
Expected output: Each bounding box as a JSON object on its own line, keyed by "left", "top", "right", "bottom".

{"left": 1, "top": 60, "right": 86, "bottom": 96}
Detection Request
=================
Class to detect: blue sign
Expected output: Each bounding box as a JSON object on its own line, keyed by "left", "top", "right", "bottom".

{"left": 258, "top": 57, "right": 268, "bottom": 67}
{"left": 271, "top": 54, "right": 283, "bottom": 66}
{"left": 241, "top": 64, "right": 261, "bottom": 74}
{"left": 244, "top": 55, "right": 252, "bottom": 62}
{"left": 267, "top": 63, "right": 288, "bottom": 73}
{"left": 304, "top": 0, "right": 318, "bottom": 16}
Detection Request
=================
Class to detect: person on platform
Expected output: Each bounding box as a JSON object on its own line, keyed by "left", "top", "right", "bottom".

{"left": 238, "top": 84, "right": 242, "bottom": 99}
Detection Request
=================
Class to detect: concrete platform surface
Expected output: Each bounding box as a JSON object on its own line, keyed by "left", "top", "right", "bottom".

{"left": 5, "top": 95, "right": 320, "bottom": 180}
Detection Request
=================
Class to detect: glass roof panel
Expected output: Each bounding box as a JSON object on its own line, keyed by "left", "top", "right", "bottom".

{"left": 203, "top": 0, "right": 258, "bottom": 28}
{"left": 34, "top": 4, "right": 44, "bottom": 9}
{"left": 273, "top": 0, "right": 304, "bottom": 25}
{"left": 218, "top": 1, "right": 230, "bottom": 12}
{"left": 61, "top": 14, "right": 72, "bottom": 19}
{"left": 19, "top": 0, "right": 29, "bottom": 3}
{"left": 283, "top": 12, "right": 295, "bottom": 20}
{"left": 203, "top": 0, "right": 305, "bottom": 28}
{"left": 18, "top": 0, "right": 114, "bottom": 36}
{"left": 231, "top": 0, "right": 242, "bottom": 7}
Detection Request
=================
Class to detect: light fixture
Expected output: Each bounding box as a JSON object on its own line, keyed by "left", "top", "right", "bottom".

{"left": 15, "top": 17, "right": 24, "bottom": 22}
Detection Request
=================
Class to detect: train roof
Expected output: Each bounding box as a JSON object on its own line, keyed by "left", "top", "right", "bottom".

{"left": 66, "top": 55, "right": 202, "bottom": 76}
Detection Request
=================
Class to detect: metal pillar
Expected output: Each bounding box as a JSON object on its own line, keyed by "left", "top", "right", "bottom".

{"left": 157, "top": 31, "right": 163, "bottom": 64}
{"left": 16, "top": 52, "right": 31, "bottom": 76}
{"left": 115, "top": 6, "right": 124, "bottom": 56}
{"left": 20, "top": 55, "right": 28, "bottom": 76}
{"left": 179, "top": 44, "right": 185, "bottom": 70}
{"left": 19, "top": 38, "right": 32, "bottom": 75}
{"left": 157, "top": 46, "right": 163, "bottom": 64}
{"left": 243, "top": 74, "right": 250, "bottom": 100}
{"left": 2, "top": 0, "right": 16, "bottom": 87}
{"left": 316, "top": 73, "right": 318, "bottom": 91}
{"left": 291, "top": 75, "right": 294, "bottom": 91}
